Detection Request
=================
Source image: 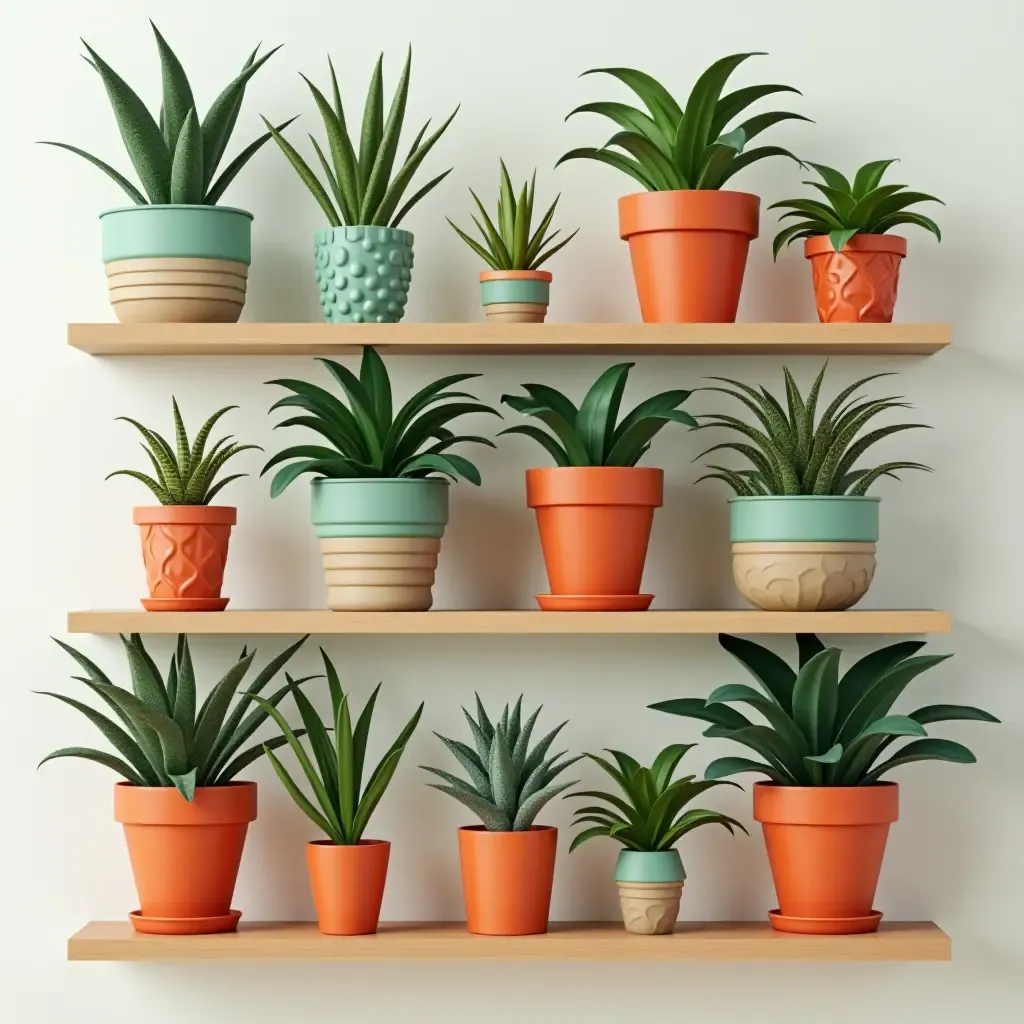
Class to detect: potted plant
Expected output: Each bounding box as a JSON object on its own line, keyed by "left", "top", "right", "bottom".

{"left": 108, "top": 400, "right": 260, "bottom": 611}
{"left": 500, "top": 363, "right": 697, "bottom": 609}
{"left": 697, "top": 363, "right": 930, "bottom": 610}
{"left": 263, "top": 346, "right": 499, "bottom": 611}
{"left": 41, "top": 23, "right": 291, "bottom": 322}
{"left": 558, "top": 53, "right": 805, "bottom": 322}
{"left": 566, "top": 744, "right": 745, "bottom": 934}
{"left": 254, "top": 652, "right": 422, "bottom": 935}
{"left": 263, "top": 49, "right": 457, "bottom": 324}
{"left": 422, "top": 696, "right": 581, "bottom": 935}
{"left": 770, "top": 160, "right": 943, "bottom": 323}
{"left": 448, "top": 162, "right": 578, "bottom": 323}
{"left": 39, "top": 633, "right": 308, "bottom": 933}
{"left": 651, "top": 632, "right": 999, "bottom": 934}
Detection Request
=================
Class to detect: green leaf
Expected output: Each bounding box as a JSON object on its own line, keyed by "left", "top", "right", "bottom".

{"left": 704, "top": 756, "right": 783, "bottom": 783}
{"left": 651, "top": 743, "right": 695, "bottom": 792}
{"left": 569, "top": 825, "right": 613, "bottom": 853}
{"left": 710, "top": 83, "right": 802, "bottom": 139}
{"left": 218, "top": 730, "right": 308, "bottom": 783}
{"left": 566, "top": 100, "right": 671, "bottom": 154}
{"left": 715, "top": 145, "right": 802, "bottom": 188}
{"left": 336, "top": 695, "right": 355, "bottom": 841}
{"left": 648, "top": 697, "right": 752, "bottom": 733}
{"left": 828, "top": 228, "right": 859, "bottom": 254}
{"left": 190, "top": 653, "right": 257, "bottom": 777}
{"left": 38, "top": 747, "right": 146, "bottom": 786}
{"left": 38, "top": 142, "right": 148, "bottom": 205}
{"left": 835, "top": 640, "right": 924, "bottom": 725}
{"left": 577, "top": 363, "right": 632, "bottom": 465}
{"left": 870, "top": 211, "right": 942, "bottom": 241}
{"left": 264, "top": 746, "right": 342, "bottom": 843}
{"left": 427, "top": 784, "right": 509, "bottom": 831}
{"left": 513, "top": 780, "right": 577, "bottom": 830}
{"left": 359, "top": 347, "right": 393, "bottom": 436}
{"left": 796, "top": 633, "right": 826, "bottom": 668}
{"left": 205, "top": 116, "right": 298, "bottom": 205}
{"left": 391, "top": 168, "right": 452, "bottom": 228}
{"left": 555, "top": 147, "right": 656, "bottom": 191}
{"left": 150, "top": 22, "right": 195, "bottom": 153}
{"left": 120, "top": 634, "right": 171, "bottom": 716}
{"left": 580, "top": 67, "right": 683, "bottom": 138}
{"left": 169, "top": 108, "right": 203, "bottom": 204}
{"left": 361, "top": 48, "right": 412, "bottom": 223}
{"left": 852, "top": 159, "right": 898, "bottom": 199}
{"left": 861, "top": 738, "right": 976, "bottom": 784}
{"left": 169, "top": 767, "right": 197, "bottom": 802}
{"left": 910, "top": 704, "right": 1001, "bottom": 727}
{"left": 263, "top": 116, "right": 339, "bottom": 225}
{"left": 496, "top": 425, "right": 569, "bottom": 467}
{"left": 300, "top": 73, "right": 359, "bottom": 224}
{"left": 351, "top": 748, "right": 401, "bottom": 841}
{"left": 705, "top": 683, "right": 807, "bottom": 759}
{"left": 489, "top": 729, "right": 517, "bottom": 822}
{"left": 718, "top": 633, "right": 796, "bottom": 712}
{"left": 358, "top": 55, "right": 385, "bottom": 192}
{"left": 791, "top": 647, "right": 841, "bottom": 754}
{"left": 316, "top": 358, "right": 383, "bottom": 466}
{"left": 806, "top": 161, "right": 853, "bottom": 194}
{"left": 849, "top": 461, "right": 931, "bottom": 496}
{"left": 529, "top": 227, "right": 579, "bottom": 270}
{"left": 604, "top": 131, "right": 681, "bottom": 190}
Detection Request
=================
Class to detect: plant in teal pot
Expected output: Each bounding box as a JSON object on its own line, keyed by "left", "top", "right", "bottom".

{"left": 264, "top": 49, "right": 457, "bottom": 324}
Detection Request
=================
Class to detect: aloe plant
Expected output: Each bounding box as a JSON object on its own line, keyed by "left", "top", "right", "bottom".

{"left": 696, "top": 362, "right": 931, "bottom": 496}
{"left": 557, "top": 53, "right": 806, "bottom": 191}
{"left": 39, "top": 634, "right": 310, "bottom": 800}
{"left": 500, "top": 363, "right": 697, "bottom": 467}
{"left": 40, "top": 22, "right": 292, "bottom": 205}
{"left": 423, "top": 696, "right": 581, "bottom": 831}
{"left": 651, "top": 634, "right": 999, "bottom": 786}
{"left": 263, "top": 48, "right": 457, "bottom": 227}
{"left": 263, "top": 346, "right": 499, "bottom": 495}
{"left": 771, "top": 159, "right": 943, "bottom": 259}
{"left": 566, "top": 744, "right": 746, "bottom": 853}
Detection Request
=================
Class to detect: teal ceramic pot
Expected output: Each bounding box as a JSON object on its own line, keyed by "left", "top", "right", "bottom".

{"left": 310, "top": 478, "right": 449, "bottom": 538}
{"left": 615, "top": 849, "right": 685, "bottom": 935}
{"left": 314, "top": 226, "right": 414, "bottom": 323}
{"left": 479, "top": 270, "right": 551, "bottom": 323}
{"left": 100, "top": 205, "right": 253, "bottom": 263}
{"left": 729, "top": 495, "right": 880, "bottom": 543}
{"left": 614, "top": 849, "right": 686, "bottom": 883}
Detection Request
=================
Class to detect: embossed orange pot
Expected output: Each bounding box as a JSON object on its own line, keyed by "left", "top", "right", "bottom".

{"left": 306, "top": 839, "right": 391, "bottom": 935}
{"left": 133, "top": 505, "right": 236, "bottom": 611}
{"left": 805, "top": 234, "right": 907, "bottom": 323}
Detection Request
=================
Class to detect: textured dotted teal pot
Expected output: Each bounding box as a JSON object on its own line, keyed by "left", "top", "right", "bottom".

{"left": 100, "top": 205, "right": 252, "bottom": 323}
{"left": 729, "top": 496, "right": 880, "bottom": 612}
{"left": 314, "top": 226, "right": 414, "bottom": 323}
{"left": 479, "top": 270, "right": 551, "bottom": 323}
{"left": 614, "top": 850, "right": 685, "bottom": 935}
{"left": 310, "top": 478, "right": 449, "bottom": 611}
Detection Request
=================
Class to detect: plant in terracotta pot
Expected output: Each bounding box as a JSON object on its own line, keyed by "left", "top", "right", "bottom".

{"left": 263, "top": 346, "right": 498, "bottom": 611}
{"left": 41, "top": 23, "right": 292, "bottom": 322}
{"left": 500, "top": 363, "right": 697, "bottom": 609}
{"left": 448, "top": 162, "right": 578, "bottom": 323}
{"left": 651, "top": 632, "right": 999, "bottom": 934}
{"left": 558, "top": 53, "right": 806, "bottom": 322}
{"left": 109, "top": 400, "right": 261, "bottom": 611}
{"left": 263, "top": 48, "right": 457, "bottom": 324}
{"left": 422, "top": 696, "right": 581, "bottom": 935}
{"left": 39, "top": 633, "right": 309, "bottom": 934}
{"left": 697, "top": 362, "right": 930, "bottom": 610}
{"left": 254, "top": 652, "right": 423, "bottom": 935}
{"left": 566, "top": 744, "right": 745, "bottom": 934}
{"left": 771, "top": 160, "right": 943, "bottom": 323}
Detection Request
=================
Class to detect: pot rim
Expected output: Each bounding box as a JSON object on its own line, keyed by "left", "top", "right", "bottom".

{"left": 315, "top": 224, "right": 414, "bottom": 240}
{"left": 310, "top": 477, "right": 450, "bottom": 489}
{"left": 307, "top": 838, "right": 391, "bottom": 849}
{"left": 618, "top": 188, "right": 760, "bottom": 239}
{"left": 727, "top": 495, "right": 881, "bottom": 504}
{"left": 526, "top": 465, "right": 663, "bottom": 509}
{"left": 804, "top": 233, "right": 907, "bottom": 257}
{"left": 114, "top": 780, "right": 257, "bottom": 825}
{"left": 753, "top": 780, "right": 898, "bottom": 826}
{"left": 458, "top": 824, "right": 556, "bottom": 835}
{"left": 479, "top": 269, "right": 553, "bottom": 283}
{"left": 100, "top": 204, "right": 254, "bottom": 220}
{"left": 133, "top": 504, "right": 237, "bottom": 525}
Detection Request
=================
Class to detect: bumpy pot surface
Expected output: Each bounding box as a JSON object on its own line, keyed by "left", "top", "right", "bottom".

{"left": 306, "top": 839, "right": 391, "bottom": 935}
{"left": 805, "top": 234, "right": 907, "bottom": 324}
{"left": 314, "top": 226, "right": 413, "bottom": 323}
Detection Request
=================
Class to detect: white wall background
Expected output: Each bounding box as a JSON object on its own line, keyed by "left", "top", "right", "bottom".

{"left": 2, "top": 0, "right": 1022, "bottom": 1020}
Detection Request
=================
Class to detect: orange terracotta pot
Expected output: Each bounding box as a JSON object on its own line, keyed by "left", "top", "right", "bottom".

{"left": 114, "top": 781, "right": 256, "bottom": 934}
{"left": 805, "top": 234, "right": 907, "bottom": 323}
{"left": 133, "top": 505, "right": 236, "bottom": 611}
{"left": 306, "top": 839, "right": 391, "bottom": 935}
{"left": 458, "top": 825, "right": 557, "bottom": 935}
{"left": 618, "top": 190, "right": 759, "bottom": 322}
{"left": 753, "top": 782, "right": 899, "bottom": 934}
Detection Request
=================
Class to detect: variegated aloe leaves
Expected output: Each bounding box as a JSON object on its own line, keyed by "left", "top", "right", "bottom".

{"left": 423, "top": 696, "right": 581, "bottom": 831}
{"left": 696, "top": 363, "right": 932, "bottom": 496}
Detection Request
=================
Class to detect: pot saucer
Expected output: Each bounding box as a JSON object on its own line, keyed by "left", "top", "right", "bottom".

{"left": 129, "top": 909, "right": 241, "bottom": 935}
{"left": 141, "top": 597, "right": 230, "bottom": 612}
{"left": 768, "top": 909, "right": 882, "bottom": 934}
{"left": 535, "top": 594, "right": 654, "bottom": 612}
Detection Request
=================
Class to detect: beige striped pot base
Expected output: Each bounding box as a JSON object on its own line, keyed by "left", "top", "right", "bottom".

{"left": 483, "top": 302, "right": 548, "bottom": 323}
{"left": 106, "top": 258, "right": 248, "bottom": 323}
{"left": 319, "top": 537, "right": 441, "bottom": 611}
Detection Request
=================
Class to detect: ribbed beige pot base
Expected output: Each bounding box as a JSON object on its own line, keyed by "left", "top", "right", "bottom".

{"left": 617, "top": 881, "right": 683, "bottom": 935}
{"left": 484, "top": 302, "right": 548, "bottom": 323}
{"left": 106, "top": 258, "right": 248, "bottom": 323}
{"left": 319, "top": 537, "right": 441, "bottom": 611}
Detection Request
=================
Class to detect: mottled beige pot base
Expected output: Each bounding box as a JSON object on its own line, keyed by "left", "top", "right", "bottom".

{"left": 319, "top": 537, "right": 441, "bottom": 611}
{"left": 732, "top": 541, "right": 876, "bottom": 611}
{"left": 617, "top": 881, "right": 683, "bottom": 935}
{"left": 106, "top": 258, "right": 248, "bottom": 323}
{"left": 483, "top": 302, "right": 548, "bottom": 323}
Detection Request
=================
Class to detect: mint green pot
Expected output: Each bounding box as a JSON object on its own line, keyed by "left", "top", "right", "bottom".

{"left": 314, "top": 226, "right": 414, "bottom": 323}
{"left": 479, "top": 277, "right": 551, "bottom": 305}
{"left": 729, "top": 496, "right": 880, "bottom": 543}
{"left": 614, "top": 849, "right": 686, "bottom": 883}
{"left": 99, "top": 205, "right": 253, "bottom": 263}
{"left": 310, "top": 478, "right": 449, "bottom": 539}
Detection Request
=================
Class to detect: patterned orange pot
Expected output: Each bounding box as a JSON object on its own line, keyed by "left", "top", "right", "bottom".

{"left": 133, "top": 505, "right": 236, "bottom": 611}
{"left": 805, "top": 234, "right": 907, "bottom": 323}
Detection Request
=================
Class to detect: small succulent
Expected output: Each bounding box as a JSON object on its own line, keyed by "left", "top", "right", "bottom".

{"left": 771, "top": 159, "right": 943, "bottom": 259}
{"left": 39, "top": 634, "right": 309, "bottom": 800}
{"left": 557, "top": 53, "right": 806, "bottom": 191}
{"left": 566, "top": 743, "right": 746, "bottom": 853}
{"left": 500, "top": 362, "right": 697, "bottom": 467}
{"left": 423, "top": 696, "right": 581, "bottom": 831}
{"left": 108, "top": 399, "right": 260, "bottom": 505}
{"left": 263, "top": 346, "right": 499, "bottom": 495}
{"left": 264, "top": 48, "right": 457, "bottom": 228}
{"left": 651, "top": 634, "right": 1000, "bottom": 786}
{"left": 696, "top": 362, "right": 931, "bottom": 496}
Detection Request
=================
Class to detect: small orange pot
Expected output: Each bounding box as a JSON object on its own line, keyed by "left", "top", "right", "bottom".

{"left": 458, "top": 825, "right": 557, "bottom": 935}
{"left": 133, "top": 505, "right": 236, "bottom": 611}
{"left": 306, "top": 839, "right": 391, "bottom": 935}
{"left": 115, "top": 781, "right": 256, "bottom": 934}
{"left": 753, "top": 782, "right": 899, "bottom": 934}
{"left": 805, "top": 234, "right": 907, "bottom": 323}
{"left": 619, "top": 190, "right": 759, "bottom": 322}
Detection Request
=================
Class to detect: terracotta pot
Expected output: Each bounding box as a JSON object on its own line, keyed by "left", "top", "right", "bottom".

{"left": 526, "top": 467, "right": 662, "bottom": 610}
{"left": 115, "top": 782, "right": 256, "bottom": 935}
{"left": 753, "top": 782, "right": 899, "bottom": 934}
{"left": 618, "top": 190, "right": 759, "bottom": 322}
{"left": 805, "top": 234, "right": 907, "bottom": 323}
{"left": 306, "top": 839, "right": 390, "bottom": 935}
{"left": 133, "top": 505, "right": 236, "bottom": 611}
{"left": 458, "top": 825, "right": 557, "bottom": 935}
{"left": 479, "top": 270, "right": 551, "bottom": 322}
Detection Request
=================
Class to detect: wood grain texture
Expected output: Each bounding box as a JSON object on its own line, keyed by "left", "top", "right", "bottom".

{"left": 67, "top": 920, "right": 951, "bottom": 962}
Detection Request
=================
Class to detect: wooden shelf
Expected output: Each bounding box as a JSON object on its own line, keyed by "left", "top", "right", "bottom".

{"left": 67, "top": 609, "right": 951, "bottom": 635}
{"left": 67, "top": 322, "right": 950, "bottom": 357}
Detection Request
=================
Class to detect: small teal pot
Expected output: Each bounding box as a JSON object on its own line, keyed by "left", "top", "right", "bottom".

{"left": 314, "top": 226, "right": 414, "bottom": 324}
{"left": 480, "top": 270, "right": 551, "bottom": 323}
{"left": 614, "top": 850, "right": 685, "bottom": 935}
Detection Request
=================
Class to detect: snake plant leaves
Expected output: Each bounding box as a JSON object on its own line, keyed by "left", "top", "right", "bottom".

{"left": 651, "top": 634, "right": 999, "bottom": 786}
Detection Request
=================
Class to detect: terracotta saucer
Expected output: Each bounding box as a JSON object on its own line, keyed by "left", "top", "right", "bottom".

{"left": 768, "top": 909, "right": 883, "bottom": 934}
{"left": 141, "top": 597, "right": 230, "bottom": 612}
{"left": 535, "top": 594, "right": 654, "bottom": 611}
{"left": 129, "top": 909, "right": 242, "bottom": 935}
